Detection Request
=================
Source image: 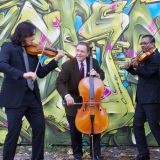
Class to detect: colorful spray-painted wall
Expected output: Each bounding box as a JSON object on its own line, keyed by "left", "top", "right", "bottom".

{"left": 0, "top": 0, "right": 160, "bottom": 147}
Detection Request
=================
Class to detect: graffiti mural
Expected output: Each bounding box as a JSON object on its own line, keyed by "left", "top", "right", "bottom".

{"left": 0, "top": 0, "right": 160, "bottom": 147}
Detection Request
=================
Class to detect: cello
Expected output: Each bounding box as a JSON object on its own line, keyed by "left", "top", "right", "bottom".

{"left": 75, "top": 47, "right": 109, "bottom": 159}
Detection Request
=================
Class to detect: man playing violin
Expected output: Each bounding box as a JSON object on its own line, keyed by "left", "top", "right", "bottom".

{"left": 56, "top": 42, "right": 105, "bottom": 160}
{"left": 124, "top": 34, "right": 160, "bottom": 160}
{"left": 0, "top": 21, "right": 64, "bottom": 160}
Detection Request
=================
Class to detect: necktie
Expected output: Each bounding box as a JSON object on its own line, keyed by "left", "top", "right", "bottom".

{"left": 80, "top": 62, "right": 84, "bottom": 78}
{"left": 22, "top": 48, "right": 34, "bottom": 90}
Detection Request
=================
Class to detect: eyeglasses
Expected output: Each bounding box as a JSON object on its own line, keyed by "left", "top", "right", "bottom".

{"left": 139, "top": 42, "right": 150, "bottom": 46}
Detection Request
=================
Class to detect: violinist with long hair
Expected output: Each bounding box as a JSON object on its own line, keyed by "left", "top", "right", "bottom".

{"left": 56, "top": 42, "right": 105, "bottom": 160}
{"left": 124, "top": 34, "right": 160, "bottom": 160}
{"left": 0, "top": 21, "right": 64, "bottom": 160}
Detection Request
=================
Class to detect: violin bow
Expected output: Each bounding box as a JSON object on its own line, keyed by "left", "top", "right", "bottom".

{"left": 34, "top": 40, "right": 48, "bottom": 74}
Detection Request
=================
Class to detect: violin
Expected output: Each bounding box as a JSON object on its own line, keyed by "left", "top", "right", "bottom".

{"left": 25, "top": 42, "right": 74, "bottom": 59}
{"left": 131, "top": 49, "right": 154, "bottom": 66}
{"left": 25, "top": 42, "right": 58, "bottom": 57}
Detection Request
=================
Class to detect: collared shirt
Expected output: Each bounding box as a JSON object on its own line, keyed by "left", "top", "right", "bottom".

{"left": 64, "top": 59, "right": 87, "bottom": 100}
{"left": 77, "top": 59, "right": 87, "bottom": 77}
{"left": 64, "top": 59, "right": 100, "bottom": 99}
{"left": 153, "top": 48, "right": 156, "bottom": 52}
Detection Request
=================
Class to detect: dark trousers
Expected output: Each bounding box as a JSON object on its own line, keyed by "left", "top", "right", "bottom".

{"left": 67, "top": 115, "right": 101, "bottom": 157}
{"left": 3, "top": 89, "right": 45, "bottom": 160}
{"left": 133, "top": 103, "right": 160, "bottom": 155}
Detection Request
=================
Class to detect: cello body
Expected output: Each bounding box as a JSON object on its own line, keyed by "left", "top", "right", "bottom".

{"left": 75, "top": 72, "right": 109, "bottom": 134}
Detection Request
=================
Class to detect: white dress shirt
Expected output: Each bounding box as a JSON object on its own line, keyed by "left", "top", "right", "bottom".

{"left": 77, "top": 60, "right": 87, "bottom": 77}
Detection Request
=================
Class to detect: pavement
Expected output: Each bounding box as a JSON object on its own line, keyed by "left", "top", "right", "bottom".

{"left": 0, "top": 146, "right": 160, "bottom": 160}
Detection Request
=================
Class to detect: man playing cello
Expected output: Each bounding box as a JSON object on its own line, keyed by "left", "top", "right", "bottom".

{"left": 56, "top": 42, "right": 105, "bottom": 160}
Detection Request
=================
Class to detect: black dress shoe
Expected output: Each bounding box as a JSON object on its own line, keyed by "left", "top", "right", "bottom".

{"left": 74, "top": 154, "right": 82, "bottom": 160}
{"left": 90, "top": 155, "right": 102, "bottom": 160}
{"left": 135, "top": 154, "right": 150, "bottom": 160}
{"left": 74, "top": 157, "right": 82, "bottom": 160}
{"left": 94, "top": 155, "right": 102, "bottom": 160}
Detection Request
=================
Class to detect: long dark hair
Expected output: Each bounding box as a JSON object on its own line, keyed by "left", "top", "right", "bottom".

{"left": 11, "top": 21, "right": 36, "bottom": 45}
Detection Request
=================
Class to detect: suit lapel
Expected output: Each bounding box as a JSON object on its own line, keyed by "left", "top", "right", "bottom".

{"left": 72, "top": 57, "right": 91, "bottom": 79}
{"left": 15, "top": 44, "right": 26, "bottom": 67}
{"left": 154, "top": 48, "right": 159, "bottom": 55}
{"left": 73, "top": 57, "right": 90, "bottom": 78}
{"left": 71, "top": 58, "right": 82, "bottom": 83}
{"left": 16, "top": 45, "right": 34, "bottom": 71}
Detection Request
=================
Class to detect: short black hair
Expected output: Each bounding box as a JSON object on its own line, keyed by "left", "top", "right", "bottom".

{"left": 77, "top": 42, "right": 90, "bottom": 52}
{"left": 142, "top": 34, "right": 155, "bottom": 43}
{"left": 11, "top": 21, "right": 36, "bottom": 45}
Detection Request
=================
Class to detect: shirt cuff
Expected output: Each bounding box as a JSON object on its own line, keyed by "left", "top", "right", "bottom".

{"left": 96, "top": 73, "right": 100, "bottom": 78}
{"left": 64, "top": 94, "right": 71, "bottom": 99}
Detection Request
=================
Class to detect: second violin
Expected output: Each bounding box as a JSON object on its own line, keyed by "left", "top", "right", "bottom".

{"left": 131, "top": 49, "right": 154, "bottom": 66}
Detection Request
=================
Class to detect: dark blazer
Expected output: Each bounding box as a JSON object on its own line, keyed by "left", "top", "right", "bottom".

{"left": 56, "top": 57, "right": 105, "bottom": 116}
{"left": 0, "top": 42, "right": 58, "bottom": 108}
{"left": 127, "top": 49, "right": 160, "bottom": 104}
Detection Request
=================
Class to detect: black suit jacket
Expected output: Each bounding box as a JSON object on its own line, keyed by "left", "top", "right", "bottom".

{"left": 0, "top": 42, "right": 58, "bottom": 108}
{"left": 56, "top": 57, "right": 105, "bottom": 116}
{"left": 127, "top": 49, "right": 160, "bottom": 104}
